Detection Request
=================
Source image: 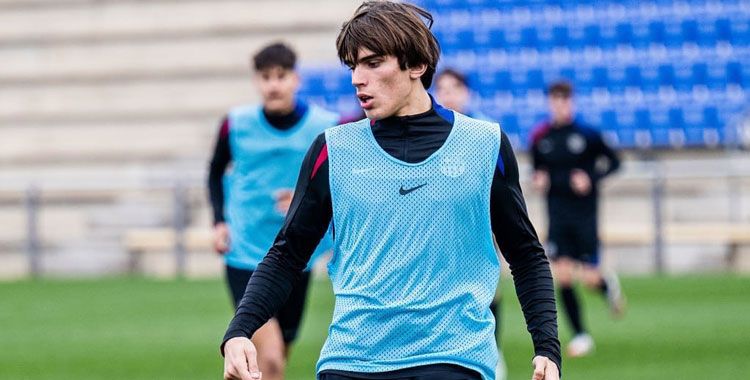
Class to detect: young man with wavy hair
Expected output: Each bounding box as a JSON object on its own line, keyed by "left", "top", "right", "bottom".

{"left": 221, "top": 2, "right": 560, "bottom": 380}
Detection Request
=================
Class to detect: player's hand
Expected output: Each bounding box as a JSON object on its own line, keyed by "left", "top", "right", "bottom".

{"left": 531, "top": 355, "right": 559, "bottom": 380}
{"left": 223, "top": 337, "right": 262, "bottom": 380}
{"left": 570, "top": 169, "right": 592, "bottom": 196}
{"left": 273, "top": 189, "right": 294, "bottom": 215}
{"left": 532, "top": 170, "right": 550, "bottom": 192}
{"left": 213, "top": 222, "right": 230, "bottom": 255}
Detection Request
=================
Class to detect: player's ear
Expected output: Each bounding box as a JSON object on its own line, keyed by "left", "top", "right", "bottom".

{"left": 408, "top": 63, "right": 428, "bottom": 81}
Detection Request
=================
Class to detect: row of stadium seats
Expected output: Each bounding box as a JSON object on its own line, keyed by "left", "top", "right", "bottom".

{"left": 421, "top": 0, "right": 749, "bottom": 18}
{"left": 300, "top": 61, "right": 750, "bottom": 96}
{"left": 434, "top": 18, "right": 750, "bottom": 50}
{"left": 298, "top": 0, "right": 749, "bottom": 149}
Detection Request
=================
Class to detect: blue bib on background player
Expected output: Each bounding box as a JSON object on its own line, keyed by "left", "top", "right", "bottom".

{"left": 318, "top": 113, "right": 502, "bottom": 380}
{"left": 224, "top": 102, "right": 339, "bottom": 271}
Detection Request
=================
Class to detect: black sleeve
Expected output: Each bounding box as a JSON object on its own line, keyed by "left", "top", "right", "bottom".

{"left": 491, "top": 131, "right": 562, "bottom": 373}
{"left": 208, "top": 116, "right": 232, "bottom": 225}
{"left": 591, "top": 132, "right": 621, "bottom": 182}
{"left": 221, "top": 133, "right": 332, "bottom": 353}
{"left": 531, "top": 139, "right": 544, "bottom": 171}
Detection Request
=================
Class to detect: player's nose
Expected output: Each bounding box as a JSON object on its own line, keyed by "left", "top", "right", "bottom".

{"left": 351, "top": 66, "right": 366, "bottom": 87}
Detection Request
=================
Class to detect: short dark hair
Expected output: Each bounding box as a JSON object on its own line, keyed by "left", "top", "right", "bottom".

{"left": 336, "top": 0, "right": 441, "bottom": 89}
{"left": 253, "top": 42, "right": 296, "bottom": 72}
{"left": 436, "top": 68, "right": 469, "bottom": 88}
{"left": 548, "top": 81, "right": 574, "bottom": 98}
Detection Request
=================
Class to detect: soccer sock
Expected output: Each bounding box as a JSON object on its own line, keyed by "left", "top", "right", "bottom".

{"left": 560, "top": 286, "right": 585, "bottom": 335}
{"left": 598, "top": 276, "right": 609, "bottom": 297}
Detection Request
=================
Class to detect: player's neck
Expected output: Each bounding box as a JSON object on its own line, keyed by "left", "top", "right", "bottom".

{"left": 263, "top": 99, "right": 296, "bottom": 117}
{"left": 553, "top": 117, "right": 573, "bottom": 128}
{"left": 393, "top": 87, "right": 431, "bottom": 117}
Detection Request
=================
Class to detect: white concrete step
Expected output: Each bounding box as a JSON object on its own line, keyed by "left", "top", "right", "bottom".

{"left": 0, "top": 0, "right": 352, "bottom": 43}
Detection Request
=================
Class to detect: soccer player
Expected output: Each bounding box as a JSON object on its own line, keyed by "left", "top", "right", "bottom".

{"left": 435, "top": 68, "right": 490, "bottom": 121}
{"left": 222, "top": 2, "right": 560, "bottom": 380}
{"left": 530, "top": 81, "right": 624, "bottom": 358}
{"left": 208, "top": 42, "right": 340, "bottom": 380}
{"left": 435, "top": 67, "right": 507, "bottom": 380}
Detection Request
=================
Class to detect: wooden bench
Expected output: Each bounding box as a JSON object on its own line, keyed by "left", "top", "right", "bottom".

{"left": 124, "top": 228, "right": 212, "bottom": 274}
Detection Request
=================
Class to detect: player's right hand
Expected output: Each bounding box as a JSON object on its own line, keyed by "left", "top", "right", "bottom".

{"left": 223, "top": 337, "right": 262, "bottom": 380}
{"left": 213, "top": 222, "right": 230, "bottom": 254}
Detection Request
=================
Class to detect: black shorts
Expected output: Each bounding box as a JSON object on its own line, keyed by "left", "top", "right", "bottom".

{"left": 319, "top": 364, "right": 482, "bottom": 380}
{"left": 225, "top": 264, "right": 311, "bottom": 343}
{"left": 546, "top": 216, "right": 599, "bottom": 265}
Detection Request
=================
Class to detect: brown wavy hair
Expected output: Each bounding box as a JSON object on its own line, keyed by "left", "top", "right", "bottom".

{"left": 336, "top": 0, "right": 441, "bottom": 89}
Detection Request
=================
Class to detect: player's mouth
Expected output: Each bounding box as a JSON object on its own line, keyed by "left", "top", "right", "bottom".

{"left": 357, "top": 93, "right": 374, "bottom": 109}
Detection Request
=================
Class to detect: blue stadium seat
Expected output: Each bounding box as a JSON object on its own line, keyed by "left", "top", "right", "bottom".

{"left": 525, "top": 69, "right": 545, "bottom": 91}
{"left": 494, "top": 70, "right": 513, "bottom": 93}
{"left": 691, "top": 63, "right": 709, "bottom": 88}
{"left": 681, "top": 19, "right": 700, "bottom": 45}
{"left": 726, "top": 61, "right": 743, "bottom": 87}
{"left": 648, "top": 20, "right": 667, "bottom": 46}
{"left": 592, "top": 66, "right": 609, "bottom": 89}
{"left": 584, "top": 24, "right": 602, "bottom": 47}
{"left": 520, "top": 27, "right": 539, "bottom": 49}
{"left": 658, "top": 64, "right": 676, "bottom": 88}
{"left": 625, "top": 65, "right": 642, "bottom": 88}
{"left": 552, "top": 26, "right": 570, "bottom": 48}
{"left": 684, "top": 128, "right": 705, "bottom": 146}
{"left": 714, "top": 18, "right": 732, "bottom": 42}
{"left": 703, "top": 106, "right": 721, "bottom": 129}
{"left": 615, "top": 23, "right": 634, "bottom": 47}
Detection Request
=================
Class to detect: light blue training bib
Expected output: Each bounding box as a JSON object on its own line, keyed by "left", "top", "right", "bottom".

{"left": 224, "top": 103, "right": 339, "bottom": 271}
{"left": 318, "top": 112, "right": 502, "bottom": 380}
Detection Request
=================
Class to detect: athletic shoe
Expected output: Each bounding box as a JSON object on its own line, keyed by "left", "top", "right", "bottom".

{"left": 604, "top": 271, "right": 627, "bottom": 319}
{"left": 566, "top": 333, "right": 595, "bottom": 358}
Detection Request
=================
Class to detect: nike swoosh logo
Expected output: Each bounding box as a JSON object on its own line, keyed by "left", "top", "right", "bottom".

{"left": 352, "top": 167, "right": 376, "bottom": 174}
{"left": 399, "top": 183, "right": 427, "bottom": 195}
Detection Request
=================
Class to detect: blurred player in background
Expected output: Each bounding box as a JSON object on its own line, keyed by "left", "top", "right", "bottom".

{"left": 435, "top": 67, "right": 506, "bottom": 380}
{"left": 435, "top": 68, "right": 491, "bottom": 121}
{"left": 207, "top": 42, "right": 340, "bottom": 380}
{"left": 530, "top": 81, "right": 624, "bottom": 358}
{"left": 222, "top": 2, "right": 560, "bottom": 380}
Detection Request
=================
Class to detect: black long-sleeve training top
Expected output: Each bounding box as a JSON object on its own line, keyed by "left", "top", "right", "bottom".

{"left": 221, "top": 103, "right": 561, "bottom": 375}
{"left": 531, "top": 120, "right": 621, "bottom": 220}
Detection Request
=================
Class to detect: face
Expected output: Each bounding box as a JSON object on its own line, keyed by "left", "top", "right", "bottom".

{"left": 254, "top": 66, "right": 300, "bottom": 114}
{"left": 549, "top": 94, "right": 574, "bottom": 125}
{"left": 435, "top": 74, "right": 470, "bottom": 113}
{"left": 350, "top": 47, "right": 426, "bottom": 120}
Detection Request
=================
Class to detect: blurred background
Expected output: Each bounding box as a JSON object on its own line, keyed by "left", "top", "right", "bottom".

{"left": 1, "top": 0, "right": 749, "bottom": 379}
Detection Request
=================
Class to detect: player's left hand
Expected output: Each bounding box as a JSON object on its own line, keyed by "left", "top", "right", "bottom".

{"left": 570, "top": 169, "right": 592, "bottom": 196}
{"left": 273, "top": 189, "right": 294, "bottom": 215}
{"left": 531, "top": 355, "right": 559, "bottom": 380}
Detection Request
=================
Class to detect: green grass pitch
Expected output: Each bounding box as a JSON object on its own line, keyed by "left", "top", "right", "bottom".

{"left": 1, "top": 275, "right": 749, "bottom": 379}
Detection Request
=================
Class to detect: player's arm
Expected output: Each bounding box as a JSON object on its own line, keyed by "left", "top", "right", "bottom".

{"left": 530, "top": 132, "right": 550, "bottom": 193}
{"left": 208, "top": 117, "right": 233, "bottom": 254}
{"left": 221, "top": 133, "right": 332, "bottom": 378}
{"left": 490, "top": 131, "right": 562, "bottom": 376}
{"left": 208, "top": 116, "right": 231, "bottom": 225}
{"left": 591, "top": 131, "right": 621, "bottom": 181}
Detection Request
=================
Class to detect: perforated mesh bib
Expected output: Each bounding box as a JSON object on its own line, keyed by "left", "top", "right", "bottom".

{"left": 318, "top": 112, "right": 502, "bottom": 380}
{"left": 224, "top": 104, "right": 339, "bottom": 270}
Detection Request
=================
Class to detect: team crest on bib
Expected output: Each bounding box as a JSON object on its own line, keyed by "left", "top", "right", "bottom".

{"left": 567, "top": 134, "right": 586, "bottom": 154}
{"left": 440, "top": 154, "right": 466, "bottom": 178}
